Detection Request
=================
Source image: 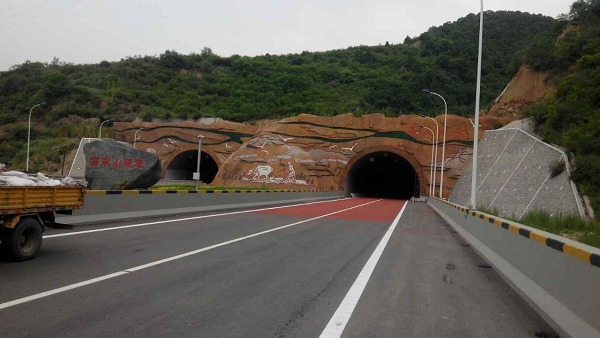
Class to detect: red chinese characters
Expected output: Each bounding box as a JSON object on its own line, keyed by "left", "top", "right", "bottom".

{"left": 90, "top": 156, "right": 100, "bottom": 167}
{"left": 89, "top": 157, "right": 144, "bottom": 169}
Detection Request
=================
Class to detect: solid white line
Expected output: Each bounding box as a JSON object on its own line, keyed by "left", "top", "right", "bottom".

{"left": 0, "top": 199, "right": 382, "bottom": 311}
{"left": 44, "top": 197, "right": 349, "bottom": 239}
{"left": 319, "top": 201, "right": 408, "bottom": 338}
{"left": 0, "top": 272, "right": 128, "bottom": 310}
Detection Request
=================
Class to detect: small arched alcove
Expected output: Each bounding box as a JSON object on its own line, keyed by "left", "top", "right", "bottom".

{"left": 164, "top": 150, "right": 218, "bottom": 184}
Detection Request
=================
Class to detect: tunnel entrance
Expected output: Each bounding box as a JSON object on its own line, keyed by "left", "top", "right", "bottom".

{"left": 344, "top": 151, "right": 420, "bottom": 199}
{"left": 165, "top": 150, "right": 218, "bottom": 184}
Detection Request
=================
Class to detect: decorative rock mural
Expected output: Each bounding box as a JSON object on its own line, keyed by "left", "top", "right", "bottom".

{"left": 113, "top": 120, "right": 257, "bottom": 183}
{"left": 114, "top": 114, "right": 507, "bottom": 198}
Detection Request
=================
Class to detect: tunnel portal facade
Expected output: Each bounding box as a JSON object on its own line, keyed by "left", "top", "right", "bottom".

{"left": 340, "top": 147, "right": 423, "bottom": 199}
{"left": 114, "top": 113, "right": 505, "bottom": 197}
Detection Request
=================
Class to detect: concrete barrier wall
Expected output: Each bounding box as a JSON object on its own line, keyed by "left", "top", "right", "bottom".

{"left": 428, "top": 198, "right": 600, "bottom": 338}
{"left": 57, "top": 190, "right": 344, "bottom": 224}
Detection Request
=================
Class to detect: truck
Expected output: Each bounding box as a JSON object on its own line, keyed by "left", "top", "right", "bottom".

{"left": 0, "top": 186, "right": 84, "bottom": 261}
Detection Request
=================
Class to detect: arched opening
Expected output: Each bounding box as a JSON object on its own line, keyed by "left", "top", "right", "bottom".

{"left": 344, "top": 151, "right": 420, "bottom": 199}
{"left": 165, "top": 150, "right": 218, "bottom": 184}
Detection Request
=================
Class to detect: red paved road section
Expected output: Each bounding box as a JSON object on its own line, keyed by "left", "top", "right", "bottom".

{"left": 258, "top": 198, "right": 406, "bottom": 223}
{"left": 329, "top": 198, "right": 405, "bottom": 222}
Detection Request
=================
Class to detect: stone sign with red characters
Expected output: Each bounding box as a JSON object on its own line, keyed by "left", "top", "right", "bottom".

{"left": 83, "top": 139, "right": 161, "bottom": 190}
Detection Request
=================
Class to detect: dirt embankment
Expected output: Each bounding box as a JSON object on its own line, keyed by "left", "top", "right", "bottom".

{"left": 486, "top": 65, "right": 556, "bottom": 120}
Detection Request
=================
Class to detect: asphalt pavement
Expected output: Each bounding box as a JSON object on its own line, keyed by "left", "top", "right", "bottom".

{"left": 0, "top": 197, "right": 554, "bottom": 337}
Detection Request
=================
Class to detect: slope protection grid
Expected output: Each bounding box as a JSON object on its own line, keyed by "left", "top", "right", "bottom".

{"left": 450, "top": 127, "right": 584, "bottom": 219}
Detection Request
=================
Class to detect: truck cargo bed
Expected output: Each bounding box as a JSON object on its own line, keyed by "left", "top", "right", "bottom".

{"left": 0, "top": 186, "right": 84, "bottom": 215}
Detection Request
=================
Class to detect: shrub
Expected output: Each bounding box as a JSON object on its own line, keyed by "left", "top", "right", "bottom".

{"left": 549, "top": 159, "right": 566, "bottom": 178}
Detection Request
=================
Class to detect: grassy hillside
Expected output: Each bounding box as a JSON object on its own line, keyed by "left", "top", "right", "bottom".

{"left": 522, "top": 0, "right": 600, "bottom": 215}
{"left": 0, "top": 11, "right": 555, "bottom": 171}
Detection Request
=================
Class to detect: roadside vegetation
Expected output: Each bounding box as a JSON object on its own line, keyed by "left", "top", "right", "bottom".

{"left": 522, "top": 0, "right": 600, "bottom": 216}
{"left": 0, "top": 115, "right": 105, "bottom": 172}
{"left": 518, "top": 211, "right": 600, "bottom": 248}
{"left": 479, "top": 206, "right": 600, "bottom": 249}
{"left": 0, "top": 11, "right": 554, "bottom": 170}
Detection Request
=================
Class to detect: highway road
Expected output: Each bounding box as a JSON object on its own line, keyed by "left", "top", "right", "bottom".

{"left": 0, "top": 197, "right": 555, "bottom": 337}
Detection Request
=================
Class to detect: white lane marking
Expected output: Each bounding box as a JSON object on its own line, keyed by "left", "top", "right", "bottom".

{"left": 0, "top": 199, "right": 383, "bottom": 310}
{"left": 0, "top": 272, "right": 128, "bottom": 310}
{"left": 320, "top": 201, "right": 408, "bottom": 338}
{"left": 44, "top": 197, "right": 350, "bottom": 239}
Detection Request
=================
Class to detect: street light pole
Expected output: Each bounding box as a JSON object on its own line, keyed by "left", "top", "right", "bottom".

{"left": 56, "top": 148, "right": 66, "bottom": 176}
{"left": 419, "top": 114, "right": 439, "bottom": 196}
{"left": 61, "top": 150, "right": 66, "bottom": 176}
{"left": 421, "top": 89, "right": 448, "bottom": 198}
{"left": 133, "top": 128, "right": 144, "bottom": 149}
{"left": 196, "top": 134, "right": 205, "bottom": 190}
{"left": 26, "top": 102, "right": 45, "bottom": 172}
{"left": 471, "top": 0, "right": 484, "bottom": 208}
{"left": 419, "top": 126, "right": 435, "bottom": 198}
{"left": 98, "top": 119, "right": 112, "bottom": 139}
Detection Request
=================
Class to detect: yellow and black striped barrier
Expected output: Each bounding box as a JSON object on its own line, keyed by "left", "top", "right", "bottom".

{"left": 434, "top": 197, "right": 600, "bottom": 268}
{"left": 86, "top": 189, "right": 339, "bottom": 195}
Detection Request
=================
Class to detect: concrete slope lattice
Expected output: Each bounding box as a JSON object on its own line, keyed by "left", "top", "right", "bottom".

{"left": 450, "top": 127, "right": 584, "bottom": 219}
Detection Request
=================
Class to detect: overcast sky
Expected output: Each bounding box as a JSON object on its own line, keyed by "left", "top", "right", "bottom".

{"left": 0, "top": 0, "right": 575, "bottom": 71}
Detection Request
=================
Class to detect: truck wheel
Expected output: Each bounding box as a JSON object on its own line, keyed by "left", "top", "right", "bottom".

{"left": 2, "top": 218, "right": 43, "bottom": 262}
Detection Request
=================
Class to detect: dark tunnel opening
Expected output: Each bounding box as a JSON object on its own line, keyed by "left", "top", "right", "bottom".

{"left": 165, "top": 150, "right": 218, "bottom": 184}
{"left": 344, "top": 151, "right": 420, "bottom": 199}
